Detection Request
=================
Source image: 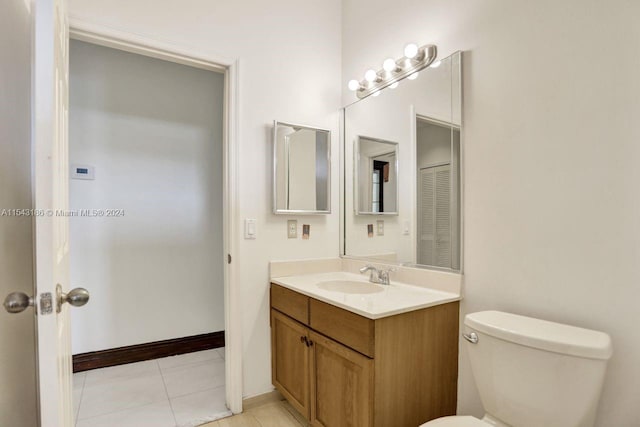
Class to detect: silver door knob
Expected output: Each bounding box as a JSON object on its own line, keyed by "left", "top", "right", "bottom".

{"left": 3, "top": 292, "right": 34, "bottom": 314}
{"left": 56, "top": 285, "right": 90, "bottom": 313}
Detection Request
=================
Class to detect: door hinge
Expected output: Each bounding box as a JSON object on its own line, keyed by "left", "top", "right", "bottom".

{"left": 227, "top": 254, "right": 232, "bottom": 264}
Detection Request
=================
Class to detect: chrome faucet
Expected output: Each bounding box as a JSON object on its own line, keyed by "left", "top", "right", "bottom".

{"left": 359, "top": 265, "right": 395, "bottom": 285}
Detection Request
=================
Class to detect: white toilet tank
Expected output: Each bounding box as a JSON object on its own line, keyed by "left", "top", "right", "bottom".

{"left": 464, "top": 311, "right": 612, "bottom": 427}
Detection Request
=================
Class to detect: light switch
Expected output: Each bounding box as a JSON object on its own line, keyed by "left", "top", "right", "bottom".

{"left": 377, "top": 220, "right": 384, "bottom": 236}
{"left": 244, "top": 219, "right": 257, "bottom": 239}
{"left": 287, "top": 220, "right": 297, "bottom": 239}
{"left": 403, "top": 220, "right": 410, "bottom": 235}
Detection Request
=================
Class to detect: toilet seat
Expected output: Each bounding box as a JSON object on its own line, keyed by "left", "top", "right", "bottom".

{"left": 420, "top": 415, "right": 489, "bottom": 427}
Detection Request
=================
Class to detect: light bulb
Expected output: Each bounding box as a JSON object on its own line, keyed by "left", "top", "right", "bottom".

{"left": 372, "top": 91, "right": 381, "bottom": 97}
{"left": 364, "top": 69, "right": 378, "bottom": 82}
{"left": 389, "top": 82, "right": 399, "bottom": 89}
{"left": 348, "top": 79, "right": 360, "bottom": 91}
{"left": 404, "top": 43, "right": 419, "bottom": 59}
{"left": 383, "top": 58, "right": 396, "bottom": 72}
{"left": 430, "top": 60, "right": 441, "bottom": 68}
{"left": 408, "top": 72, "right": 419, "bottom": 80}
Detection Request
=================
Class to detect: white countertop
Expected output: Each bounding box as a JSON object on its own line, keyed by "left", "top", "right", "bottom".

{"left": 271, "top": 271, "right": 461, "bottom": 319}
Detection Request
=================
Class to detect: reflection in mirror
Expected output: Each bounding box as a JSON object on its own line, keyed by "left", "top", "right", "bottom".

{"left": 356, "top": 137, "right": 398, "bottom": 215}
{"left": 342, "top": 51, "right": 462, "bottom": 270}
{"left": 273, "top": 121, "right": 331, "bottom": 214}
{"left": 416, "top": 116, "right": 460, "bottom": 269}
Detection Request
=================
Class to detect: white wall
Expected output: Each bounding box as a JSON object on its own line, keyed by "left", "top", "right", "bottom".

{"left": 68, "top": 40, "right": 225, "bottom": 353}
{"left": 68, "top": 0, "right": 342, "bottom": 396}
{"left": 343, "top": 0, "right": 640, "bottom": 424}
{"left": 0, "top": 1, "right": 38, "bottom": 425}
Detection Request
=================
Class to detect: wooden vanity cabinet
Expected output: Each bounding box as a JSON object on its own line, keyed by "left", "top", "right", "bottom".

{"left": 270, "top": 283, "right": 459, "bottom": 427}
{"left": 271, "top": 309, "right": 311, "bottom": 418}
{"left": 309, "top": 330, "right": 374, "bottom": 427}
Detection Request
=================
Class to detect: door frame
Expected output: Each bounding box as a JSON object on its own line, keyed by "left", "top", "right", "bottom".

{"left": 66, "top": 18, "right": 243, "bottom": 414}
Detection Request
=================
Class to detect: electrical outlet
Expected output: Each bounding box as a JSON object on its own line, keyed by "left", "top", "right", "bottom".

{"left": 287, "top": 220, "right": 297, "bottom": 238}
{"left": 377, "top": 220, "right": 384, "bottom": 236}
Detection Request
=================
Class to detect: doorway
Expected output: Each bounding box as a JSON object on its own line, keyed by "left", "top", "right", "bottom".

{"left": 67, "top": 39, "right": 229, "bottom": 426}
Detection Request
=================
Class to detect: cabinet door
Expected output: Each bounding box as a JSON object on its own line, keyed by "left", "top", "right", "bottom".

{"left": 309, "top": 331, "right": 374, "bottom": 427}
{"left": 271, "top": 309, "right": 310, "bottom": 418}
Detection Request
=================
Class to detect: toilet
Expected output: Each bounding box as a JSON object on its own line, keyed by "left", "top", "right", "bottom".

{"left": 422, "top": 310, "right": 612, "bottom": 427}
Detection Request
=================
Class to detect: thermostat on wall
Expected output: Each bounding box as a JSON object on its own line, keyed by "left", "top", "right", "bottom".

{"left": 71, "top": 164, "right": 95, "bottom": 180}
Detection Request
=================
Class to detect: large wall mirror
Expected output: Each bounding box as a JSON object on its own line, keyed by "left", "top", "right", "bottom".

{"left": 273, "top": 121, "right": 331, "bottom": 214}
{"left": 342, "top": 51, "right": 462, "bottom": 271}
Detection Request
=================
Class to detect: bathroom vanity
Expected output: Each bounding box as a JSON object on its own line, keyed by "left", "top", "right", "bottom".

{"left": 269, "top": 50, "right": 464, "bottom": 426}
{"left": 269, "top": 270, "right": 460, "bottom": 427}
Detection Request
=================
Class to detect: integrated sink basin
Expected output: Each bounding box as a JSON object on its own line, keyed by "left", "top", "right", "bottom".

{"left": 316, "top": 280, "right": 384, "bottom": 294}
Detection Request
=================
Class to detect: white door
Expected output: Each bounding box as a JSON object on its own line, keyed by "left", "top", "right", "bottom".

{"left": 418, "top": 164, "right": 451, "bottom": 268}
{"left": 33, "top": 0, "right": 86, "bottom": 426}
{"left": 0, "top": 0, "right": 39, "bottom": 425}
{"left": 418, "top": 167, "right": 435, "bottom": 264}
{"left": 434, "top": 165, "right": 451, "bottom": 267}
{"left": 2, "top": 0, "right": 85, "bottom": 425}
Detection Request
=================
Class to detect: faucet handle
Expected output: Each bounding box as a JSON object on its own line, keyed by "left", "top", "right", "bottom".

{"left": 379, "top": 267, "right": 396, "bottom": 275}
{"left": 377, "top": 267, "right": 395, "bottom": 285}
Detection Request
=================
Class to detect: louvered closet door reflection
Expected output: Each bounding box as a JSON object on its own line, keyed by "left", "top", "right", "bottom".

{"left": 418, "top": 168, "right": 435, "bottom": 265}
{"left": 418, "top": 165, "right": 451, "bottom": 268}
{"left": 434, "top": 166, "right": 451, "bottom": 268}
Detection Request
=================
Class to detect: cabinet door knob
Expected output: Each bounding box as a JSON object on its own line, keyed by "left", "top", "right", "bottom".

{"left": 307, "top": 340, "right": 313, "bottom": 347}
{"left": 300, "top": 336, "right": 306, "bottom": 344}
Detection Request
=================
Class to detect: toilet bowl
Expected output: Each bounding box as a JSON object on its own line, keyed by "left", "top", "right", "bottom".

{"left": 421, "top": 310, "right": 612, "bottom": 427}
{"left": 421, "top": 415, "right": 487, "bottom": 426}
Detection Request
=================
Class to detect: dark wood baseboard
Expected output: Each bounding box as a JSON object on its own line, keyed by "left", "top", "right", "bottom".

{"left": 73, "top": 331, "right": 225, "bottom": 373}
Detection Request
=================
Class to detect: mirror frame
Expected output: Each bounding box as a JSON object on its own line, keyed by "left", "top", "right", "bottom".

{"left": 354, "top": 136, "right": 399, "bottom": 216}
{"left": 272, "top": 120, "right": 332, "bottom": 215}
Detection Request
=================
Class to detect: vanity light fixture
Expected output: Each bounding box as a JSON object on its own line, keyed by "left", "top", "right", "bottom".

{"left": 348, "top": 43, "right": 437, "bottom": 99}
{"left": 364, "top": 69, "right": 380, "bottom": 83}
{"left": 403, "top": 43, "right": 419, "bottom": 59}
{"left": 348, "top": 79, "right": 361, "bottom": 91}
{"left": 382, "top": 58, "right": 397, "bottom": 72}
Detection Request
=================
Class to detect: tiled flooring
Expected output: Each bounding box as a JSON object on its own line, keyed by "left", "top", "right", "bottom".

{"left": 73, "top": 347, "right": 229, "bottom": 427}
{"left": 201, "top": 400, "right": 306, "bottom": 427}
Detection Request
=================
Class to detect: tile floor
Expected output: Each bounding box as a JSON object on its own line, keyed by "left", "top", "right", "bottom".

{"left": 73, "top": 347, "right": 229, "bottom": 427}
{"left": 201, "top": 400, "right": 306, "bottom": 427}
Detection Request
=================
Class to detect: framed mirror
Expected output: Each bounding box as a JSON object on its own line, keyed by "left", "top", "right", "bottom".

{"left": 342, "top": 51, "right": 462, "bottom": 271}
{"left": 273, "top": 121, "right": 331, "bottom": 214}
{"left": 355, "top": 136, "right": 398, "bottom": 215}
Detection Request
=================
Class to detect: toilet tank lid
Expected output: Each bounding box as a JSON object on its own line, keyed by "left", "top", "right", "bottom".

{"left": 465, "top": 311, "right": 613, "bottom": 360}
